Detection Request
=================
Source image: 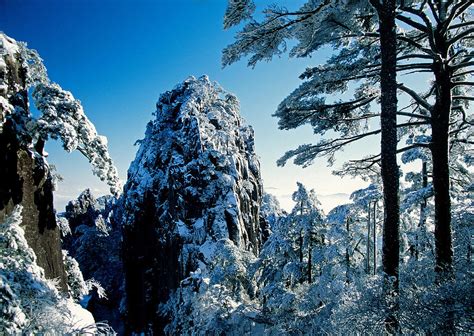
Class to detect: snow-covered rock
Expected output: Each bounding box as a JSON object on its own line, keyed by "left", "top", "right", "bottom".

{"left": 0, "top": 32, "right": 68, "bottom": 291}
{"left": 119, "top": 75, "right": 264, "bottom": 333}
{"left": 61, "top": 189, "right": 124, "bottom": 334}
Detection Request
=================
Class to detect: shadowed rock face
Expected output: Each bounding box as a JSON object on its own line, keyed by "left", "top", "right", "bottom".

{"left": 120, "top": 76, "right": 264, "bottom": 334}
{"left": 0, "top": 36, "right": 67, "bottom": 291}
{"left": 61, "top": 189, "right": 124, "bottom": 334}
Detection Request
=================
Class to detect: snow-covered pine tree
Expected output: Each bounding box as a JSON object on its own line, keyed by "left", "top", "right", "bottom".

{"left": 326, "top": 202, "right": 368, "bottom": 283}
{"left": 222, "top": 3, "right": 404, "bottom": 318}
{"left": 350, "top": 183, "right": 383, "bottom": 275}
{"left": 290, "top": 182, "right": 325, "bottom": 283}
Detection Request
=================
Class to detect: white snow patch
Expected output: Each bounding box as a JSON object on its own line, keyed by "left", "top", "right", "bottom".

{"left": 66, "top": 299, "right": 96, "bottom": 332}
{"left": 0, "top": 33, "right": 19, "bottom": 56}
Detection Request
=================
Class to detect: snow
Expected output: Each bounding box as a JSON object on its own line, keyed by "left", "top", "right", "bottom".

{"left": 119, "top": 75, "right": 266, "bottom": 333}
{"left": 0, "top": 33, "right": 19, "bottom": 55}
{"left": 0, "top": 33, "right": 122, "bottom": 196}
{"left": 1, "top": 6, "right": 472, "bottom": 333}
{"left": 122, "top": 75, "right": 263, "bottom": 251}
{"left": 65, "top": 299, "right": 96, "bottom": 331}
{"left": 0, "top": 206, "right": 102, "bottom": 333}
{"left": 176, "top": 219, "right": 191, "bottom": 238}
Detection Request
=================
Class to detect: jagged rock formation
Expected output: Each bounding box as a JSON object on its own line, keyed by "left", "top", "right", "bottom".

{"left": 0, "top": 34, "right": 67, "bottom": 291}
{"left": 119, "top": 76, "right": 264, "bottom": 333}
{"left": 60, "top": 189, "right": 124, "bottom": 334}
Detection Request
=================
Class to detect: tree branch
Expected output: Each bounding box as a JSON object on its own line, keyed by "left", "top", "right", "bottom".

{"left": 451, "top": 81, "right": 474, "bottom": 88}
{"left": 448, "top": 27, "right": 474, "bottom": 46}
{"left": 443, "top": 0, "right": 473, "bottom": 33}
{"left": 397, "top": 111, "right": 431, "bottom": 120}
{"left": 449, "top": 21, "right": 474, "bottom": 30}
{"left": 397, "top": 84, "right": 433, "bottom": 111}
{"left": 397, "top": 35, "right": 434, "bottom": 56}
{"left": 397, "top": 53, "right": 434, "bottom": 62}
{"left": 396, "top": 14, "right": 429, "bottom": 33}
{"left": 452, "top": 69, "right": 474, "bottom": 78}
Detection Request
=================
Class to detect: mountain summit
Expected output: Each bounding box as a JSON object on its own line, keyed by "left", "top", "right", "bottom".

{"left": 119, "top": 75, "right": 264, "bottom": 333}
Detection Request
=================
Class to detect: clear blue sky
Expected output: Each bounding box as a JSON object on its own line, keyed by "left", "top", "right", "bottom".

{"left": 1, "top": 0, "right": 368, "bottom": 211}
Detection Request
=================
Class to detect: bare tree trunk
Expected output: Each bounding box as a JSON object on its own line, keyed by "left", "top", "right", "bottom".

{"left": 308, "top": 244, "right": 313, "bottom": 284}
{"left": 299, "top": 229, "right": 304, "bottom": 263}
{"left": 430, "top": 5, "right": 455, "bottom": 331}
{"left": 431, "top": 5, "right": 453, "bottom": 282}
{"left": 346, "top": 217, "right": 351, "bottom": 283}
{"left": 373, "top": 201, "right": 377, "bottom": 275}
{"left": 367, "top": 203, "right": 372, "bottom": 274}
{"left": 415, "top": 161, "right": 428, "bottom": 260}
{"left": 370, "top": 0, "right": 400, "bottom": 332}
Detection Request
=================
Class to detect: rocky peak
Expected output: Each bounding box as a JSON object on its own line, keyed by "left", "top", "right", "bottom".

{"left": 120, "top": 75, "right": 263, "bottom": 333}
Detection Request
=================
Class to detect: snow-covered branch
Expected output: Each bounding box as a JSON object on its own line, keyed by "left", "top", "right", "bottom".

{"left": 31, "top": 83, "right": 121, "bottom": 196}
{"left": 397, "top": 84, "right": 433, "bottom": 111}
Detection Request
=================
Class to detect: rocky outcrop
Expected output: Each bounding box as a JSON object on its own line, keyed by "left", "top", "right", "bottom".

{"left": 0, "top": 34, "right": 67, "bottom": 291}
{"left": 61, "top": 189, "right": 124, "bottom": 334}
{"left": 119, "top": 76, "right": 264, "bottom": 333}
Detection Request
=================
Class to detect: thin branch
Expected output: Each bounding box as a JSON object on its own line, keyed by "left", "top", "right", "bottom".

{"left": 452, "top": 69, "right": 474, "bottom": 78}
{"left": 397, "top": 35, "right": 435, "bottom": 56}
{"left": 426, "top": 0, "right": 440, "bottom": 24}
{"left": 343, "top": 143, "right": 430, "bottom": 169}
{"left": 452, "top": 62, "right": 474, "bottom": 71}
{"left": 451, "top": 81, "right": 474, "bottom": 88}
{"left": 449, "top": 21, "right": 474, "bottom": 30}
{"left": 397, "top": 111, "right": 432, "bottom": 120}
{"left": 448, "top": 27, "right": 474, "bottom": 46}
{"left": 397, "top": 53, "right": 435, "bottom": 61}
{"left": 397, "top": 84, "right": 433, "bottom": 111}
{"left": 452, "top": 96, "right": 474, "bottom": 101}
{"left": 396, "top": 14, "right": 429, "bottom": 33}
{"left": 397, "top": 63, "right": 433, "bottom": 71}
{"left": 448, "top": 49, "right": 473, "bottom": 64}
{"left": 452, "top": 139, "right": 474, "bottom": 145}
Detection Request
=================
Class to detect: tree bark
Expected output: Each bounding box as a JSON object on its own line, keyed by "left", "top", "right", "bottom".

{"left": 346, "top": 217, "right": 351, "bottom": 283}
{"left": 308, "top": 244, "right": 313, "bottom": 284}
{"left": 367, "top": 203, "right": 371, "bottom": 274}
{"left": 371, "top": 0, "right": 400, "bottom": 333}
{"left": 373, "top": 201, "right": 377, "bottom": 275}
{"left": 415, "top": 161, "right": 428, "bottom": 260}
{"left": 431, "top": 6, "right": 453, "bottom": 281}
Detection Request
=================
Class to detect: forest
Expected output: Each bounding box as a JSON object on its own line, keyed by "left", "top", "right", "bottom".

{"left": 0, "top": 0, "right": 472, "bottom": 335}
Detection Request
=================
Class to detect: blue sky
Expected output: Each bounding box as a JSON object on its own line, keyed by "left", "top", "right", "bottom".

{"left": 1, "top": 0, "right": 369, "bottom": 211}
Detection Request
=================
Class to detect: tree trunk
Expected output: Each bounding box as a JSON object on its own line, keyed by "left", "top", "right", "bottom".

{"left": 299, "top": 229, "right": 304, "bottom": 263}
{"left": 431, "top": 10, "right": 453, "bottom": 281}
{"left": 367, "top": 203, "right": 371, "bottom": 274}
{"left": 415, "top": 161, "right": 428, "bottom": 260}
{"left": 372, "top": 0, "right": 400, "bottom": 332}
{"left": 308, "top": 244, "right": 312, "bottom": 284}
{"left": 373, "top": 201, "right": 377, "bottom": 275}
{"left": 346, "top": 217, "right": 351, "bottom": 283}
